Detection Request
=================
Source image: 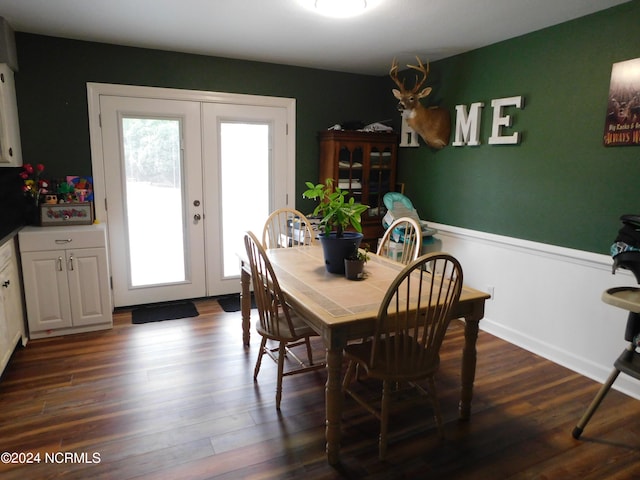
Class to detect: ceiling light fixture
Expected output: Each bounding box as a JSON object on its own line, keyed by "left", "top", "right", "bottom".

{"left": 313, "top": 0, "right": 368, "bottom": 18}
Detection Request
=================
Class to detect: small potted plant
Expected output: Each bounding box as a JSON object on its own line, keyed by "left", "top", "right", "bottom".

{"left": 344, "top": 245, "right": 369, "bottom": 280}
{"left": 303, "top": 178, "right": 369, "bottom": 274}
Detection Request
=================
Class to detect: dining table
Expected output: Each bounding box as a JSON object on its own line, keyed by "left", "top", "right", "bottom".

{"left": 238, "top": 244, "right": 490, "bottom": 465}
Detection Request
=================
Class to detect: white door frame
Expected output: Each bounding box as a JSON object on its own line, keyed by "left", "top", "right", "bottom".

{"left": 87, "top": 83, "right": 296, "bottom": 302}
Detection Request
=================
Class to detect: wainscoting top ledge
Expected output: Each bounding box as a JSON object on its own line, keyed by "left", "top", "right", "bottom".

{"left": 428, "top": 221, "right": 622, "bottom": 273}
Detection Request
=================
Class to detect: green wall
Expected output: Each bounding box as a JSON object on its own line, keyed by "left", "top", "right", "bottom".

{"left": 399, "top": 2, "right": 640, "bottom": 254}
{"left": 13, "top": 33, "right": 392, "bottom": 214}
{"left": 12, "top": 1, "right": 639, "bottom": 254}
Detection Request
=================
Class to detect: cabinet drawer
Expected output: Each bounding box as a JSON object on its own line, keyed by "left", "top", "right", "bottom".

{"left": 19, "top": 225, "right": 106, "bottom": 252}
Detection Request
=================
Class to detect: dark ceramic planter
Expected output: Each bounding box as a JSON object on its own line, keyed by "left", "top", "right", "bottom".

{"left": 319, "top": 232, "right": 363, "bottom": 274}
{"left": 344, "top": 258, "right": 365, "bottom": 280}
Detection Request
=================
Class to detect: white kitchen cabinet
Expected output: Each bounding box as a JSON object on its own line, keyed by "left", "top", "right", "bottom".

{"left": 0, "top": 237, "right": 26, "bottom": 376}
{"left": 19, "top": 225, "right": 112, "bottom": 339}
{"left": 0, "top": 63, "right": 22, "bottom": 166}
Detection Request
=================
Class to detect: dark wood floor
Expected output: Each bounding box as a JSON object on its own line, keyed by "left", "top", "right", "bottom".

{"left": 1, "top": 298, "right": 639, "bottom": 479}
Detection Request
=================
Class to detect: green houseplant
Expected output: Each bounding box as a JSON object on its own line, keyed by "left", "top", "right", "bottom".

{"left": 303, "top": 178, "right": 368, "bottom": 237}
{"left": 303, "top": 178, "right": 369, "bottom": 274}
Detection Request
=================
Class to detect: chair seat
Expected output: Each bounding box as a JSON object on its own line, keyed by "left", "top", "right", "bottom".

{"left": 256, "top": 310, "right": 317, "bottom": 342}
{"left": 344, "top": 336, "right": 439, "bottom": 381}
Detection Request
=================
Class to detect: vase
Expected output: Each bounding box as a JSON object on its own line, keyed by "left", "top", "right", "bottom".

{"left": 24, "top": 201, "right": 40, "bottom": 226}
{"left": 319, "top": 232, "right": 363, "bottom": 274}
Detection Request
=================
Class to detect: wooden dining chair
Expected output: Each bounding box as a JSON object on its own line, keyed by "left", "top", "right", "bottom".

{"left": 376, "top": 216, "right": 422, "bottom": 265}
{"left": 342, "top": 252, "right": 464, "bottom": 459}
{"left": 262, "top": 208, "right": 315, "bottom": 249}
{"left": 243, "top": 231, "right": 324, "bottom": 409}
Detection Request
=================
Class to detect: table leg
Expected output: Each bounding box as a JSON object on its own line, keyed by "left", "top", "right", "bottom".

{"left": 459, "top": 318, "right": 480, "bottom": 420}
{"left": 325, "top": 347, "right": 343, "bottom": 465}
{"left": 240, "top": 265, "right": 251, "bottom": 347}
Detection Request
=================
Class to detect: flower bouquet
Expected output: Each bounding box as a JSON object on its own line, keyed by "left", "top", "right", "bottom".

{"left": 19, "top": 163, "right": 47, "bottom": 207}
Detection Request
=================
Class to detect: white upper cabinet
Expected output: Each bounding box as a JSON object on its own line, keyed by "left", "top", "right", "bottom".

{"left": 0, "top": 63, "right": 21, "bottom": 166}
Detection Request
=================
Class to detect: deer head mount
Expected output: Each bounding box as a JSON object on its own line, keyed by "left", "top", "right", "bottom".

{"left": 390, "top": 57, "right": 451, "bottom": 149}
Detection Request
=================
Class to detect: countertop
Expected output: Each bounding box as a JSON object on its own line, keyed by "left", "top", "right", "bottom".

{"left": 0, "top": 226, "right": 21, "bottom": 247}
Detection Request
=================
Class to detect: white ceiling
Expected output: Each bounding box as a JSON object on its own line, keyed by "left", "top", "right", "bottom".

{"left": 0, "top": 0, "right": 630, "bottom": 75}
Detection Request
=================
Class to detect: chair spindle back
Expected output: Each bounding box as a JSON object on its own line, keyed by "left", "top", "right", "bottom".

{"left": 377, "top": 217, "right": 423, "bottom": 265}
{"left": 262, "top": 208, "right": 315, "bottom": 249}
{"left": 244, "top": 231, "right": 297, "bottom": 339}
{"left": 372, "top": 252, "right": 463, "bottom": 376}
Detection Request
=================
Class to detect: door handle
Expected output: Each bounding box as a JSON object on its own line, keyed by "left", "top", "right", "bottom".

{"left": 194, "top": 213, "right": 202, "bottom": 221}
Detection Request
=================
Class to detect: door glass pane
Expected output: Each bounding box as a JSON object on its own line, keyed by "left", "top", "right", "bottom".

{"left": 220, "top": 122, "right": 270, "bottom": 277}
{"left": 122, "top": 117, "right": 186, "bottom": 287}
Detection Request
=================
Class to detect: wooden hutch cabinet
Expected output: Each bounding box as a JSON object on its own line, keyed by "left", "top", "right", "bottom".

{"left": 318, "top": 130, "right": 398, "bottom": 246}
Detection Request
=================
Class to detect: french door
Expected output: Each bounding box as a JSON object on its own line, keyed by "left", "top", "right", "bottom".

{"left": 100, "top": 96, "right": 205, "bottom": 307}
{"left": 202, "top": 103, "right": 289, "bottom": 294}
{"left": 90, "top": 84, "right": 294, "bottom": 307}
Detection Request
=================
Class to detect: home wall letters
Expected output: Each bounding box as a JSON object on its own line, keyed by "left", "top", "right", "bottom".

{"left": 452, "top": 95, "right": 524, "bottom": 147}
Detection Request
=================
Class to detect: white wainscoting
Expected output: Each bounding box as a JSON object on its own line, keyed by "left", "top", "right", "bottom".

{"left": 427, "top": 222, "right": 640, "bottom": 400}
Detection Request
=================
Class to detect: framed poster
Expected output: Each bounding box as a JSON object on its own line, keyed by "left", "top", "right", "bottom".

{"left": 603, "top": 57, "right": 640, "bottom": 147}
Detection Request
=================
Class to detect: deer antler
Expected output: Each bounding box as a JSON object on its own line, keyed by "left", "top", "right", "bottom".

{"left": 389, "top": 58, "right": 405, "bottom": 90}
{"left": 405, "top": 56, "right": 430, "bottom": 93}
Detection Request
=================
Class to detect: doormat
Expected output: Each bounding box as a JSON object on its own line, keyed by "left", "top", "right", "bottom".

{"left": 131, "top": 301, "right": 199, "bottom": 324}
{"left": 217, "top": 293, "right": 256, "bottom": 313}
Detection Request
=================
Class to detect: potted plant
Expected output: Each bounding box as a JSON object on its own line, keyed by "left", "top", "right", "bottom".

{"left": 344, "top": 246, "right": 369, "bottom": 280}
{"left": 303, "top": 178, "right": 369, "bottom": 274}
